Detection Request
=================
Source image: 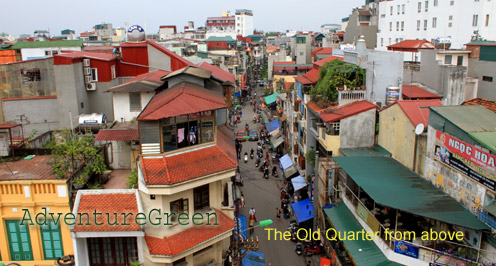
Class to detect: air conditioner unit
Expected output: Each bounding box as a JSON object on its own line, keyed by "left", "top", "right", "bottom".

{"left": 83, "top": 67, "right": 91, "bottom": 76}
{"left": 86, "top": 83, "right": 96, "bottom": 91}
{"left": 83, "top": 59, "right": 90, "bottom": 67}
{"left": 84, "top": 76, "right": 92, "bottom": 84}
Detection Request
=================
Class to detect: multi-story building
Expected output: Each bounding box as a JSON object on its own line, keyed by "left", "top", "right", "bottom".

{"left": 466, "top": 40, "right": 496, "bottom": 100}
{"left": 206, "top": 12, "right": 236, "bottom": 38}
{"left": 343, "top": 3, "right": 379, "bottom": 49}
{"left": 0, "top": 156, "right": 74, "bottom": 265}
{"left": 159, "top": 26, "right": 177, "bottom": 41}
{"left": 376, "top": 0, "right": 496, "bottom": 50}
{"left": 235, "top": 9, "right": 254, "bottom": 37}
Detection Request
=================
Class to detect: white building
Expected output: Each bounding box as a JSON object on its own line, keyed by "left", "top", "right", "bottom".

{"left": 235, "top": 9, "right": 254, "bottom": 37}
{"left": 206, "top": 12, "right": 236, "bottom": 38}
{"left": 159, "top": 25, "right": 177, "bottom": 41}
{"left": 376, "top": 0, "right": 496, "bottom": 50}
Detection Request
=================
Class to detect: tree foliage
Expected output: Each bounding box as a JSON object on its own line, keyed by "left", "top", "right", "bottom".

{"left": 310, "top": 60, "right": 366, "bottom": 103}
{"left": 50, "top": 130, "right": 106, "bottom": 181}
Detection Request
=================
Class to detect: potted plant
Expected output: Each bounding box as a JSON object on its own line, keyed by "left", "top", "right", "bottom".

{"left": 73, "top": 176, "right": 85, "bottom": 189}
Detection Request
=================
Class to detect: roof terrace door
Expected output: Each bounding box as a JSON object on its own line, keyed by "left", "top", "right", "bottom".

{"left": 88, "top": 237, "right": 138, "bottom": 266}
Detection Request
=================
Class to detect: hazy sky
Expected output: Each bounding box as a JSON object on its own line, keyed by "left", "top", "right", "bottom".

{"left": 1, "top": 0, "right": 364, "bottom": 37}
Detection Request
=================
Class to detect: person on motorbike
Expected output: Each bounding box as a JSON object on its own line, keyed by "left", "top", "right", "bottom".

{"left": 244, "top": 152, "right": 248, "bottom": 163}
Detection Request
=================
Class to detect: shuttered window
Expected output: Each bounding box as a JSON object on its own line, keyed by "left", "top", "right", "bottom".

{"left": 40, "top": 220, "right": 63, "bottom": 260}
{"left": 129, "top": 93, "right": 141, "bottom": 112}
{"left": 6, "top": 220, "right": 33, "bottom": 261}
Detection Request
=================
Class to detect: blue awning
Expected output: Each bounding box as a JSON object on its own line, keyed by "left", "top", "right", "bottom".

{"left": 235, "top": 92, "right": 241, "bottom": 96}
{"left": 234, "top": 214, "right": 247, "bottom": 239}
{"left": 266, "top": 119, "right": 279, "bottom": 133}
{"left": 291, "top": 176, "right": 307, "bottom": 191}
{"left": 279, "top": 154, "right": 293, "bottom": 170}
{"left": 242, "top": 251, "right": 265, "bottom": 266}
{"left": 291, "top": 198, "right": 314, "bottom": 223}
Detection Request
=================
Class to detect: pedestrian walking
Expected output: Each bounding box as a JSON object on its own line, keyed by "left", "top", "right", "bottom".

{"left": 249, "top": 207, "right": 257, "bottom": 222}
{"left": 266, "top": 151, "right": 269, "bottom": 159}
{"left": 275, "top": 208, "right": 282, "bottom": 222}
{"left": 306, "top": 260, "right": 312, "bottom": 266}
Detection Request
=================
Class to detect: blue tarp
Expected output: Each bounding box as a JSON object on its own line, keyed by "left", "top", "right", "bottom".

{"left": 291, "top": 198, "right": 314, "bottom": 223}
{"left": 234, "top": 214, "right": 247, "bottom": 239}
{"left": 280, "top": 154, "right": 293, "bottom": 170}
{"left": 242, "top": 250, "right": 265, "bottom": 266}
{"left": 266, "top": 119, "right": 279, "bottom": 133}
{"left": 291, "top": 176, "right": 307, "bottom": 191}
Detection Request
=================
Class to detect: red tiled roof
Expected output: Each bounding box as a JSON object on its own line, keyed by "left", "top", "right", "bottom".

{"left": 196, "top": 62, "right": 235, "bottom": 85}
{"left": 462, "top": 98, "right": 496, "bottom": 113}
{"left": 304, "top": 69, "right": 320, "bottom": 84}
{"left": 387, "top": 40, "right": 435, "bottom": 52}
{"left": 94, "top": 129, "right": 138, "bottom": 141}
{"left": 402, "top": 85, "right": 442, "bottom": 99}
{"left": 284, "top": 82, "right": 293, "bottom": 91}
{"left": 145, "top": 209, "right": 233, "bottom": 256}
{"left": 314, "top": 56, "right": 344, "bottom": 68}
{"left": 307, "top": 101, "right": 333, "bottom": 114}
{"left": 273, "top": 61, "right": 295, "bottom": 65}
{"left": 312, "top": 47, "right": 333, "bottom": 58}
{"left": 74, "top": 192, "right": 141, "bottom": 232}
{"left": 137, "top": 82, "right": 227, "bottom": 121}
{"left": 56, "top": 51, "right": 116, "bottom": 61}
{"left": 0, "top": 156, "right": 55, "bottom": 181}
{"left": 320, "top": 100, "right": 377, "bottom": 123}
{"left": 266, "top": 46, "right": 279, "bottom": 53}
{"left": 395, "top": 100, "right": 443, "bottom": 127}
{"left": 0, "top": 123, "right": 21, "bottom": 129}
{"left": 357, "top": 10, "right": 371, "bottom": 15}
{"left": 141, "top": 126, "right": 236, "bottom": 185}
{"left": 106, "top": 70, "right": 169, "bottom": 93}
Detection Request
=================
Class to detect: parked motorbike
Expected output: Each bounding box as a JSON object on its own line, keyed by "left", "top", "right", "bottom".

{"left": 250, "top": 149, "right": 254, "bottom": 159}
{"left": 244, "top": 152, "right": 248, "bottom": 163}
{"left": 255, "top": 157, "right": 260, "bottom": 167}
{"left": 304, "top": 242, "right": 323, "bottom": 256}
{"left": 294, "top": 242, "right": 304, "bottom": 256}
{"left": 272, "top": 166, "right": 278, "bottom": 177}
{"left": 263, "top": 170, "right": 269, "bottom": 179}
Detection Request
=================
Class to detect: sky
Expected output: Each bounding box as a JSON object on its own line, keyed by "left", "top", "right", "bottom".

{"left": 1, "top": 0, "right": 365, "bottom": 37}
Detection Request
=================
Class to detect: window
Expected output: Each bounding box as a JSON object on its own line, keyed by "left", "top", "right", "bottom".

{"left": 328, "top": 122, "right": 340, "bottom": 135}
{"left": 162, "top": 112, "right": 214, "bottom": 152}
{"left": 6, "top": 220, "right": 33, "bottom": 260}
{"left": 194, "top": 184, "right": 209, "bottom": 211}
{"left": 417, "top": 20, "right": 421, "bottom": 31}
{"left": 445, "top": 55, "right": 452, "bottom": 64}
{"left": 449, "top": 22, "right": 453, "bottom": 27}
{"left": 482, "top": 76, "right": 493, "bottom": 82}
{"left": 389, "top": 22, "right": 393, "bottom": 31}
{"left": 396, "top": 21, "right": 399, "bottom": 31}
{"left": 424, "top": 20, "right": 428, "bottom": 30}
{"left": 381, "top": 38, "right": 384, "bottom": 47}
{"left": 20, "top": 68, "right": 41, "bottom": 83}
{"left": 173, "top": 258, "right": 187, "bottom": 266}
{"left": 450, "top": 0, "right": 454, "bottom": 5}
{"left": 90, "top": 68, "right": 98, "bottom": 81}
{"left": 457, "top": 55, "right": 463, "bottom": 66}
{"left": 40, "top": 220, "right": 63, "bottom": 260}
{"left": 433, "top": 17, "right": 437, "bottom": 28}
{"left": 418, "top": 2, "right": 422, "bottom": 12}
{"left": 473, "top": 15, "right": 479, "bottom": 26}
{"left": 425, "top": 1, "right": 429, "bottom": 11}
{"left": 389, "top": 38, "right": 391, "bottom": 45}
{"left": 129, "top": 93, "right": 141, "bottom": 112}
{"left": 401, "top": 21, "right": 404, "bottom": 31}
{"left": 170, "top": 199, "right": 189, "bottom": 222}
{"left": 402, "top": 4, "right": 405, "bottom": 14}
{"left": 486, "top": 14, "right": 490, "bottom": 26}
{"left": 111, "top": 65, "right": 116, "bottom": 79}
{"left": 434, "top": 0, "right": 438, "bottom": 6}
{"left": 397, "top": 5, "right": 400, "bottom": 15}
{"left": 390, "top": 6, "right": 393, "bottom": 15}
{"left": 88, "top": 237, "right": 137, "bottom": 265}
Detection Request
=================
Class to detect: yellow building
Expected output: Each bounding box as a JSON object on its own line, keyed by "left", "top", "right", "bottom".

{"left": 378, "top": 100, "right": 442, "bottom": 176}
{"left": 0, "top": 156, "right": 73, "bottom": 265}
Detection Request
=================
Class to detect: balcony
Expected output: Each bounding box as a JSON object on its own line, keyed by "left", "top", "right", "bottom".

{"left": 338, "top": 90, "right": 366, "bottom": 106}
{"left": 318, "top": 127, "right": 340, "bottom": 156}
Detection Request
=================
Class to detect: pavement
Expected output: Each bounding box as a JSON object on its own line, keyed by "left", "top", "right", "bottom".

{"left": 104, "top": 169, "right": 130, "bottom": 189}
{"left": 235, "top": 83, "right": 314, "bottom": 266}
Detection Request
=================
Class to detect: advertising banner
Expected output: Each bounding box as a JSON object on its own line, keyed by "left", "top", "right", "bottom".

{"left": 435, "top": 131, "right": 496, "bottom": 191}
{"left": 394, "top": 241, "right": 419, "bottom": 259}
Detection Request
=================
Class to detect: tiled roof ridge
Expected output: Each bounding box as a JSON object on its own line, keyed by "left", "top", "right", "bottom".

{"left": 162, "top": 156, "right": 171, "bottom": 184}
{"left": 182, "top": 84, "right": 225, "bottom": 106}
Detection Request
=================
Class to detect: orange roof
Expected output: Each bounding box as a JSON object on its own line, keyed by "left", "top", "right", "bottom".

{"left": 314, "top": 56, "right": 344, "bottom": 68}
{"left": 196, "top": 62, "right": 235, "bottom": 85}
{"left": 320, "top": 100, "right": 376, "bottom": 123}
{"left": 312, "top": 47, "right": 333, "bottom": 58}
{"left": 141, "top": 127, "right": 236, "bottom": 185}
{"left": 402, "top": 85, "right": 442, "bottom": 99}
{"left": 284, "top": 82, "right": 293, "bottom": 91}
{"left": 0, "top": 156, "right": 55, "bottom": 181}
{"left": 74, "top": 192, "right": 141, "bottom": 232}
{"left": 137, "top": 82, "right": 226, "bottom": 121}
{"left": 462, "top": 98, "right": 496, "bottom": 113}
{"left": 145, "top": 209, "right": 233, "bottom": 256}
{"left": 274, "top": 61, "right": 295, "bottom": 65}
{"left": 387, "top": 40, "right": 435, "bottom": 52}
{"left": 94, "top": 129, "right": 139, "bottom": 141}
{"left": 307, "top": 101, "right": 333, "bottom": 114}
{"left": 393, "top": 100, "right": 443, "bottom": 127}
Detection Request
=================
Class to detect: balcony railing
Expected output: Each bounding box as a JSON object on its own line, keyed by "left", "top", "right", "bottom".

{"left": 338, "top": 90, "right": 366, "bottom": 106}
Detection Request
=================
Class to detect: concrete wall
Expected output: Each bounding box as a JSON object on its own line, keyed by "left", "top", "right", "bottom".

{"left": 113, "top": 92, "right": 155, "bottom": 122}
{"left": 343, "top": 10, "right": 378, "bottom": 48}
{"left": 268, "top": 53, "right": 287, "bottom": 79}
{"left": 340, "top": 108, "right": 376, "bottom": 149}
{"left": 147, "top": 43, "right": 172, "bottom": 71}
{"left": 468, "top": 58, "right": 496, "bottom": 100}
{"left": 109, "top": 140, "right": 132, "bottom": 169}
{"left": 87, "top": 80, "right": 116, "bottom": 122}
{"left": 3, "top": 97, "right": 59, "bottom": 137}
{"left": 21, "top": 47, "right": 81, "bottom": 60}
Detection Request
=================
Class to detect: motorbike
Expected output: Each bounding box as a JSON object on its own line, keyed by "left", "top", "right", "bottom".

{"left": 294, "top": 242, "right": 304, "bottom": 256}
{"left": 253, "top": 116, "right": 257, "bottom": 123}
{"left": 245, "top": 123, "right": 249, "bottom": 131}
{"left": 250, "top": 149, "right": 254, "bottom": 159}
{"left": 263, "top": 170, "right": 269, "bottom": 179}
{"left": 255, "top": 157, "right": 260, "bottom": 167}
{"left": 304, "top": 242, "right": 323, "bottom": 256}
{"left": 272, "top": 166, "right": 278, "bottom": 177}
{"left": 244, "top": 153, "right": 248, "bottom": 163}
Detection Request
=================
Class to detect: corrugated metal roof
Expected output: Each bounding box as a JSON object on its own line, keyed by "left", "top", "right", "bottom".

{"left": 106, "top": 70, "right": 168, "bottom": 93}
{"left": 339, "top": 145, "right": 391, "bottom": 157}
{"left": 333, "top": 156, "right": 489, "bottom": 230}
{"left": 402, "top": 85, "right": 442, "bottom": 99}
{"left": 429, "top": 105, "right": 496, "bottom": 133}
{"left": 94, "top": 129, "right": 138, "bottom": 141}
{"left": 3, "top": 40, "right": 83, "bottom": 49}
{"left": 162, "top": 66, "right": 211, "bottom": 81}
{"left": 468, "top": 132, "right": 496, "bottom": 153}
{"left": 324, "top": 204, "right": 404, "bottom": 266}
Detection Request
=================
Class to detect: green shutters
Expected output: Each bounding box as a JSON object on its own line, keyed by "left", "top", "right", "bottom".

{"left": 40, "top": 220, "right": 63, "bottom": 260}
{"left": 6, "top": 220, "right": 33, "bottom": 261}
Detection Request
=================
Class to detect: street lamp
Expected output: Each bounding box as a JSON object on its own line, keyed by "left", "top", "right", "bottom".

{"left": 232, "top": 219, "right": 273, "bottom": 266}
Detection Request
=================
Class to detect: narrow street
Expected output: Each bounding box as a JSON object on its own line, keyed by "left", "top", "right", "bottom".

{"left": 235, "top": 81, "right": 310, "bottom": 266}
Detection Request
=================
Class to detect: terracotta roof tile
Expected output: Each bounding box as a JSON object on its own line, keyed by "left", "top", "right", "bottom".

{"left": 145, "top": 209, "right": 233, "bottom": 256}
{"left": 74, "top": 192, "right": 141, "bottom": 232}
{"left": 94, "top": 129, "right": 139, "bottom": 141}
{"left": 314, "top": 56, "right": 344, "bottom": 68}
{"left": 0, "top": 156, "right": 55, "bottom": 181}
{"left": 462, "top": 98, "right": 496, "bottom": 113}
{"left": 196, "top": 62, "right": 235, "bottom": 85}
{"left": 395, "top": 100, "right": 443, "bottom": 127}
{"left": 402, "top": 85, "right": 442, "bottom": 99}
{"left": 387, "top": 40, "right": 435, "bottom": 52}
{"left": 320, "top": 100, "right": 376, "bottom": 123}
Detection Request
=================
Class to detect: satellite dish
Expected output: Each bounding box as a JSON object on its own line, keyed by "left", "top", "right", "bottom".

{"left": 415, "top": 123, "right": 425, "bottom": 135}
